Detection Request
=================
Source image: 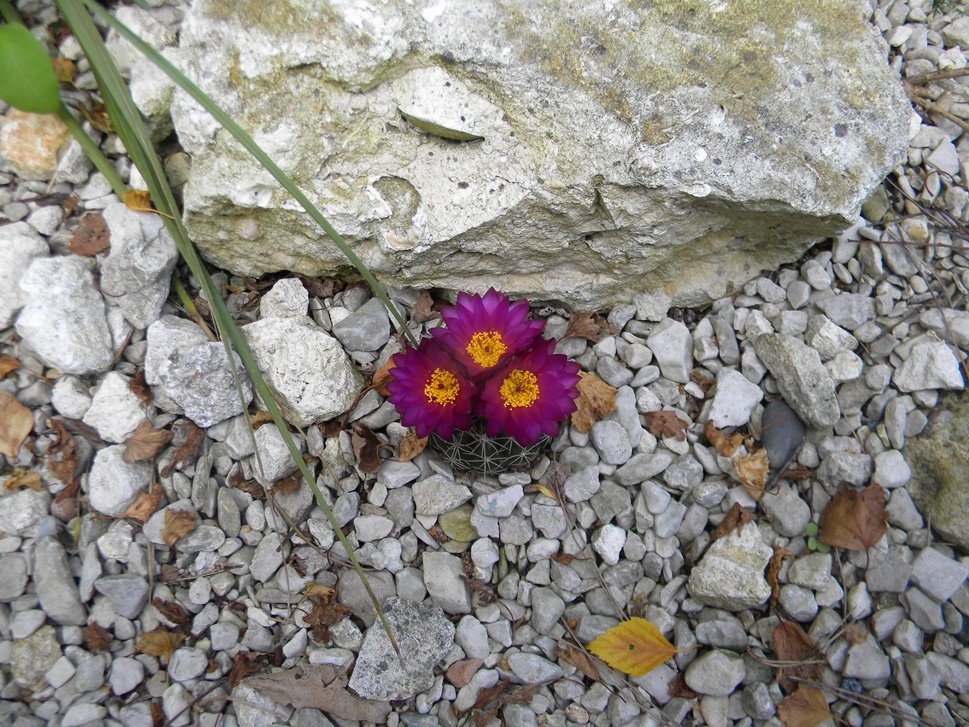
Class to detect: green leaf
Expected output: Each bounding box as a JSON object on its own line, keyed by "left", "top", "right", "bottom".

{"left": 804, "top": 522, "right": 818, "bottom": 537}
{"left": 807, "top": 536, "right": 818, "bottom": 550}
{"left": 0, "top": 24, "right": 61, "bottom": 114}
{"left": 399, "top": 108, "right": 485, "bottom": 142}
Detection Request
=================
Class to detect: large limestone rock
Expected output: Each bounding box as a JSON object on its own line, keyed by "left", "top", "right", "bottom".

{"left": 162, "top": 0, "right": 909, "bottom": 309}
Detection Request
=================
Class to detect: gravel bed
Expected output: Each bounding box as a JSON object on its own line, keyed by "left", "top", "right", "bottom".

{"left": 3, "top": 1, "right": 969, "bottom": 727}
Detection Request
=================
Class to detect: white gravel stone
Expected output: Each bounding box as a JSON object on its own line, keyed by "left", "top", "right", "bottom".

{"left": 88, "top": 445, "right": 152, "bottom": 516}
{"left": 708, "top": 368, "right": 764, "bottom": 427}
{"left": 242, "top": 317, "right": 362, "bottom": 426}
{"left": 910, "top": 548, "right": 969, "bottom": 604}
{"left": 894, "top": 338, "right": 965, "bottom": 392}
{"left": 592, "top": 524, "right": 626, "bottom": 565}
{"left": 16, "top": 256, "right": 113, "bottom": 375}
{"left": 260, "top": 278, "right": 309, "bottom": 318}
{"left": 51, "top": 376, "right": 93, "bottom": 419}
{"left": 82, "top": 371, "right": 147, "bottom": 443}
{"left": 873, "top": 450, "right": 911, "bottom": 489}
{"left": 0, "top": 221, "right": 48, "bottom": 328}
{"left": 687, "top": 526, "right": 772, "bottom": 611}
{"left": 100, "top": 201, "right": 179, "bottom": 328}
{"left": 423, "top": 551, "right": 471, "bottom": 614}
{"left": 646, "top": 319, "right": 694, "bottom": 383}
{"left": 413, "top": 475, "right": 472, "bottom": 515}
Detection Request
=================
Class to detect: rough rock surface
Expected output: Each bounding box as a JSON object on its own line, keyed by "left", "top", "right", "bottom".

{"left": 15, "top": 256, "right": 114, "bottom": 375}
{"left": 348, "top": 597, "right": 455, "bottom": 701}
{"left": 100, "top": 202, "right": 179, "bottom": 329}
{"left": 164, "top": 0, "right": 909, "bottom": 309}
{"left": 0, "top": 222, "right": 48, "bottom": 329}
{"left": 905, "top": 393, "right": 969, "bottom": 550}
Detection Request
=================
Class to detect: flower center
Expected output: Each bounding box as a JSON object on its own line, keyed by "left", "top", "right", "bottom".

{"left": 499, "top": 370, "right": 539, "bottom": 409}
{"left": 424, "top": 368, "right": 460, "bottom": 406}
{"left": 465, "top": 331, "right": 507, "bottom": 368}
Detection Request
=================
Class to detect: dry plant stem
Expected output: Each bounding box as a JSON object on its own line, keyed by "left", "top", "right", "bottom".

{"left": 161, "top": 678, "right": 229, "bottom": 727}
{"left": 905, "top": 67, "right": 969, "bottom": 86}
{"left": 171, "top": 273, "right": 217, "bottom": 341}
{"left": 910, "top": 95, "right": 969, "bottom": 134}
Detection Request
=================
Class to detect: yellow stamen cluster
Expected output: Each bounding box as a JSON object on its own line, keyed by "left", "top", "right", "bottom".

{"left": 499, "top": 370, "right": 539, "bottom": 409}
{"left": 465, "top": 331, "right": 506, "bottom": 368}
{"left": 424, "top": 368, "right": 460, "bottom": 406}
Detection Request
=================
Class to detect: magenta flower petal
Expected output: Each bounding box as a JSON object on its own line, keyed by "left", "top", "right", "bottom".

{"left": 386, "top": 338, "right": 476, "bottom": 439}
{"left": 431, "top": 288, "right": 545, "bottom": 380}
{"left": 479, "top": 338, "right": 581, "bottom": 446}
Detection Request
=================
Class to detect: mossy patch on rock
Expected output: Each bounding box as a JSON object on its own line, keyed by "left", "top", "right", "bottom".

{"left": 904, "top": 392, "right": 969, "bottom": 551}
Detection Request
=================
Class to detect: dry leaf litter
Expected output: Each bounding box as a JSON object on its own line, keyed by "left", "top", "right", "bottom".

{"left": 2, "top": 2, "right": 969, "bottom": 727}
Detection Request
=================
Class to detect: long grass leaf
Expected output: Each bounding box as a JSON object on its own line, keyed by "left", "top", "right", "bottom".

{"left": 55, "top": 0, "right": 399, "bottom": 654}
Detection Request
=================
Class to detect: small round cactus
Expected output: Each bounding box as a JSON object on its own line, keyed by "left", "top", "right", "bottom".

{"left": 429, "top": 424, "right": 551, "bottom": 476}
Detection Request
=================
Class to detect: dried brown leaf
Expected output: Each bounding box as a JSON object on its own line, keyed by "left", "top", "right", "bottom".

{"left": 710, "top": 502, "right": 755, "bottom": 543}
{"left": 137, "top": 628, "right": 184, "bottom": 661}
{"left": 123, "top": 189, "right": 154, "bottom": 212}
{"left": 0, "top": 354, "right": 22, "bottom": 380}
{"left": 158, "top": 565, "right": 180, "bottom": 583}
{"left": 735, "top": 448, "right": 770, "bottom": 502}
{"left": 151, "top": 598, "right": 191, "bottom": 630}
{"left": 46, "top": 417, "right": 79, "bottom": 485}
{"left": 128, "top": 370, "right": 153, "bottom": 403}
{"left": 69, "top": 212, "right": 110, "bottom": 256}
{"left": 52, "top": 57, "right": 77, "bottom": 83}
{"left": 0, "top": 391, "right": 32, "bottom": 458}
{"left": 272, "top": 473, "right": 301, "bottom": 494}
{"left": 304, "top": 583, "right": 335, "bottom": 600}
{"left": 83, "top": 622, "right": 112, "bottom": 652}
{"left": 120, "top": 489, "right": 161, "bottom": 523}
{"left": 410, "top": 289, "right": 436, "bottom": 323}
{"left": 3, "top": 471, "right": 42, "bottom": 492}
{"left": 372, "top": 357, "right": 396, "bottom": 396}
{"left": 160, "top": 423, "right": 203, "bottom": 477}
{"left": 79, "top": 100, "right": 112, "bottom": 133}
{"left": 555, "top": 645, "right": 600, "bottom": 681}
{"left": 773, "top": 621, "right": 821, "bottom": 693}
{"left": 768, "top": 547, "right": 794, "bottom": 608}
{"left": 473, "top": 679, "right": 510, "bottom": 710}
{"left": 668, "top": 671, "right": 698, "bottom": 699}
{"left": 777, "top": 685, "right": 831, "bottom": 727}
{"left": 250, "top": 411, "right": 273, "bottom": 429}
{"left": 150, "top": 701, "right": 164, "bottom": 727}
{"left": 564, "top": 312, "right": 614, "bottom": 343}
{"left": 123, "top": 421, "right": 172, "bottom": 463}
{"left": 398, "top": 432, "right": 427, "bottom": 462}
{"left": 244, "top": 663, "right": 392, "bottom": 723}
{"left": 229, "top": 652, "right": 264, "bottom": 689}
{"left": 571, "top": 372, "right": 617, "bottom": 433}
{"left": 351, "top": 423, "right": 393, "bottom": 474}
{"left": 643, "top": 410, "right": 688, "bottom": 441}
{"left": 817, "top": 484, "right": 887, "bottom": 551}
{"left": 161, "top": 509, "right": 198, "bottom": 548}
{"left": 704, "top": 419, "right": 745, "bottom": 457}
{"left": 550, "top": 552, "right": 574, "bottom": 565}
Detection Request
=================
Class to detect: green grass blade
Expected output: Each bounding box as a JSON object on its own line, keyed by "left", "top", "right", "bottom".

{"left": 55, "top": 0, "right": 399, "bottom": 654}
{"left": 80, "top": 0, "right": 416, "bottom": 347}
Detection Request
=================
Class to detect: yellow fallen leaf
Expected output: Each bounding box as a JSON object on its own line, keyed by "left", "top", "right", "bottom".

{"left": 162, "top": 508, "right": 198, "bottom": 547}
{"left": 3, "top": 471, "right": 42, "bottom": 491}
{"left": 123, "top": 189, "right": 153, "bottom": 212}
{"left": 530, "top": 484, "right": 558, "bottom": 502}
{"left": 586, "top": 618, "right": 678, "bottom": 677}
{"left": 735, "top": 448, "right": 769, "bottom": 502}
{"left": 0, "top": 354, "right": 22, "bottom": 380}
{"left": 398, "top": 432, "right": 427, "bottom": 462}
